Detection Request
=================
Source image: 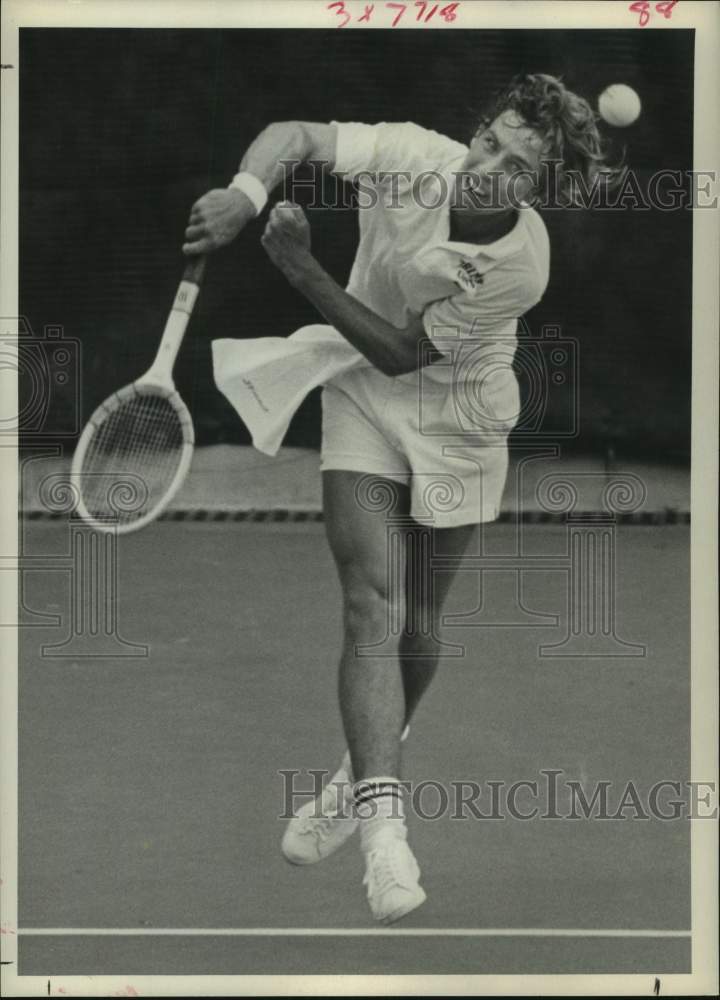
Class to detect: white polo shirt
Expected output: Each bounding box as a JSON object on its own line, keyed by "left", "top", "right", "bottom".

{"left": 332, "top": 120, "right": 550, "bottom": 385}
{"left": 212, "top": 121, "right": 551, "bottom": 456}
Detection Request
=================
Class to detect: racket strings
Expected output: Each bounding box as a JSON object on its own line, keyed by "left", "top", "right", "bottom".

{"left": 78, "top": 392, "right": 186, "bottom": 524}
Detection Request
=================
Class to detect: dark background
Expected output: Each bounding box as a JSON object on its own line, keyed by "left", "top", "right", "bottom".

{"left": 19, "top": 28, "right": 693, "bottom": 460}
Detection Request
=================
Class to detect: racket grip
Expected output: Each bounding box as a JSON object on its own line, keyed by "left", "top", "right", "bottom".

{"left": 182, "top": 254, "right": 206, "bottom": 287}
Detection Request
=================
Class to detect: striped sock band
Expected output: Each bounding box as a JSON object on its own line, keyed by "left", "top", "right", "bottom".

{"left": 353, "top": 777, "right": 405, "bottom": 822}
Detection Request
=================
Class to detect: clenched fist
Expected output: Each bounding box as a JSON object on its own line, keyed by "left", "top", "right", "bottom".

{"left": 260, "top": 201, "right": 313, "bottom": 284}
{"left": 183, "top": 188, "right": 257, "bottom": 255}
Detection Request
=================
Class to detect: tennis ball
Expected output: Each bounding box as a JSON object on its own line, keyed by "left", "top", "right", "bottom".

{"left": 598, "top": 84, "right": 642, "bottom": 127}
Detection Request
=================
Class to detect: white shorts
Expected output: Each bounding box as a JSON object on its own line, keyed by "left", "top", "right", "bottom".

{"left": 320, "top": 366, "right": 518, "bottom": 528}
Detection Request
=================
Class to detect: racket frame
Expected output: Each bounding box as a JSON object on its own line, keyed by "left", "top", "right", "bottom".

{"left": 71, "top": 256, "right": 205, "bottom": 533}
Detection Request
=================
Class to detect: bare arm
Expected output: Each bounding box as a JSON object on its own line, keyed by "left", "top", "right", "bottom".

{"left": 238, "top": 121, "right": 337, "bottom": 192}
{"left": 261, "top": 203, "right": 432, "bottom": 377}
{"left": 292, "top": 258, "right": 428, "bottom": 377}
{"left": 183, "top": 121, "right": 336, "bottom": 255}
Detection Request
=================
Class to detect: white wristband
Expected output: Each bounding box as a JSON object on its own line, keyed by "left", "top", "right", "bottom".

{"left": 229, "top": 171, "right": 268, "bottom": 216}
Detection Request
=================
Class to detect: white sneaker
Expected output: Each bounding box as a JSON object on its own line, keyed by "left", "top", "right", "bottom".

{"left": 362, "top": 834, "right": 426, "bottom": 924}
{"left": 281, "top": 757, "right": 357, "bottom": 865}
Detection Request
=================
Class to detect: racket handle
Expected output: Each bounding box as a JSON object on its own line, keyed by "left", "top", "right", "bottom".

{"left": 142, "top": 256, "right": 205, "bottom": 383}
{"left": 182, "top": 254, "right": 206, "bottom": 287}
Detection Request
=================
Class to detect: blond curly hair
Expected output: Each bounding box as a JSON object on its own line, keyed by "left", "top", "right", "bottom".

{"left": 477, "top": 73, "right": 625, "bottom": 204}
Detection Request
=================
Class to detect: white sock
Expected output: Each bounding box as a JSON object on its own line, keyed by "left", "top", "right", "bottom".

{"left": 354, "top": 777, "right": 406, "bottom": 850}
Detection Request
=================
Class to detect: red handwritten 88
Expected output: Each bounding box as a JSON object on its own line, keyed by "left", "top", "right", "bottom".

{"left": 629, "top": 0, "right": 678, "bottom": 27}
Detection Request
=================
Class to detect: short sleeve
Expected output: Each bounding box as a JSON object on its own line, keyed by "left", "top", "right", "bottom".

{"left": 422, "top": 247, "right": 548, "bottom": 355}
{"left": 331, "top": 121, "right": 467, "bottom": 182}
{"left": 331, "top": 122, "right": 381, "bottom": 180}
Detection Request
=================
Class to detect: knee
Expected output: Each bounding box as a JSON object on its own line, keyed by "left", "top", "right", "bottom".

{"left": 342, "top": 574, "right": 397, "bottom": 642}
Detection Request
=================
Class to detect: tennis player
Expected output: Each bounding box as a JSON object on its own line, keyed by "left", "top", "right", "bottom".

{"left": 184, "top": 74, "right": 615, "bottom": 924}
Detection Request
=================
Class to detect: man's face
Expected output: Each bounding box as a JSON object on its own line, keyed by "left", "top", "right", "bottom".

{"left": 461, "top": 109, "right": 546, "bottom": 211}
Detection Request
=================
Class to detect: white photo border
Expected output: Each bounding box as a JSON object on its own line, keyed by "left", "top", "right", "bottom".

{"left": 1, "top": 1, "right": 717, "bottom": 996}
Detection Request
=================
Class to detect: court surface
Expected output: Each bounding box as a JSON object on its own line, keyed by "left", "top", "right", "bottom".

{"left": 18, "top": 520, "right": 690, "bottom": 975}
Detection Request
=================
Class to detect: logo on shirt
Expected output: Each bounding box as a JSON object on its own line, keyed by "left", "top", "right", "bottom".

{"left": 455, "top": 259, "right": 484, "bottom": 292}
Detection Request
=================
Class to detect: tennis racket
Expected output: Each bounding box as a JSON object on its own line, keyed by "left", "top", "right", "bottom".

{"left": 71, "top": 254, "right": 205, "bottom": 533}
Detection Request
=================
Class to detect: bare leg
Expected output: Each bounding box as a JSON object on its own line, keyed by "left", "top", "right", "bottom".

{"left": 323, "top": 470, "right": 410, "bottom": 782}
{"left": 400, "top": 520, "right": 479, "bottom": 725}
{"left": 321, "top": 472, "right": 477, "bottom": 922}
